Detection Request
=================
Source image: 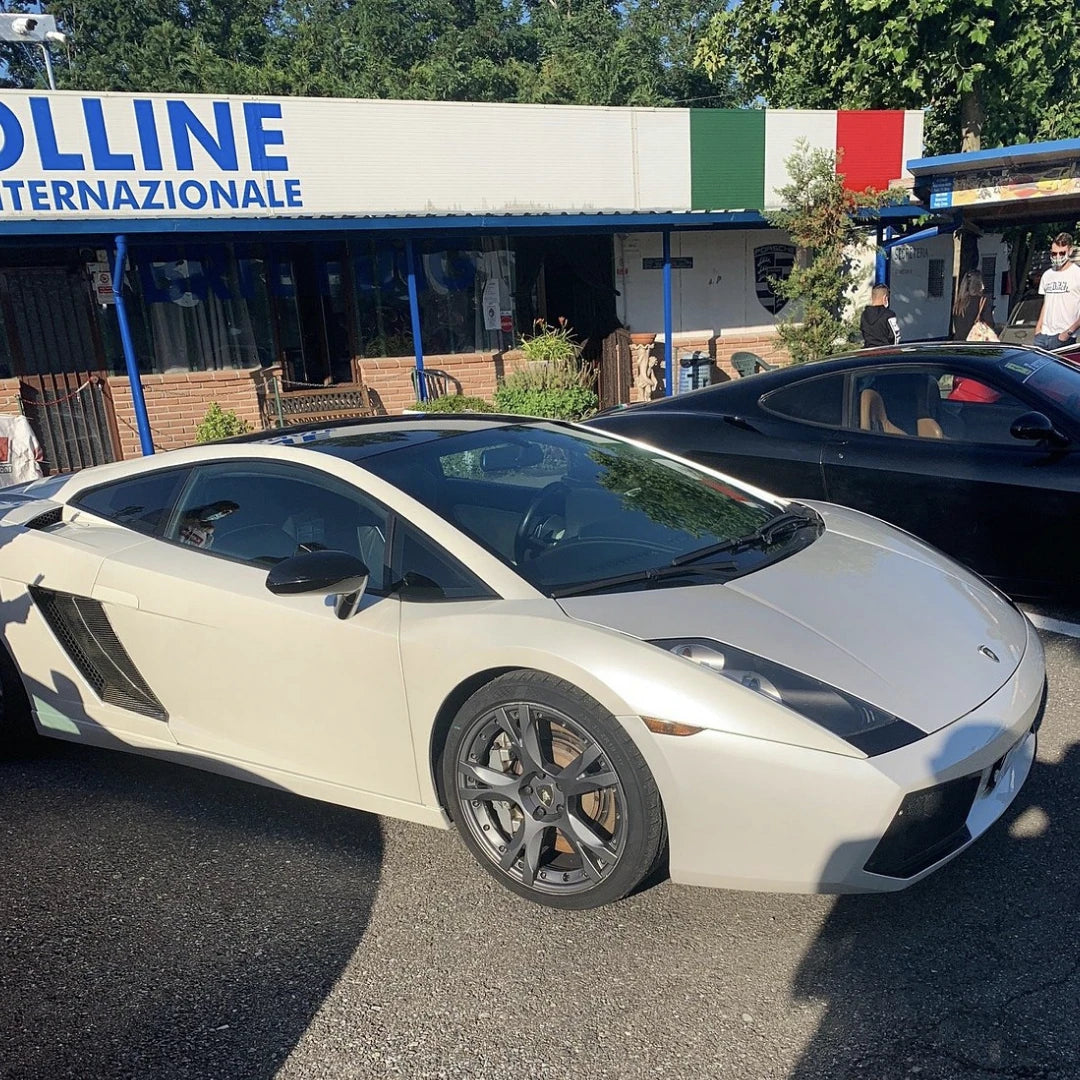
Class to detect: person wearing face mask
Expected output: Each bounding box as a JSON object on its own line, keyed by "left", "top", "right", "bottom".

{"left": 1033, "top": 233, "right": 1080, "bottom": 350}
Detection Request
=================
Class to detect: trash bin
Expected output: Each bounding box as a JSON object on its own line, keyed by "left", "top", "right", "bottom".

{"left": 677, "top": 350, "right": 711, "bottom": 393}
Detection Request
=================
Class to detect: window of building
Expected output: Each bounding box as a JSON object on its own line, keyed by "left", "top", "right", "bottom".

{"left": 761, "top": 375, "right": 846, "bottom": 426}
{"left": 351, "top": 238, "right": 414, "bottom": 359}
{"left": 73, "top": 468, "right": 193, "bottom": 535}
{"left": 130, "top": 244, "right": 274, "bottom": 374}
{"left": 417, "top": 236, "right": 516, "bottom": 355}
{"left": 927, "top": 259, "right": 945, "bottom": 299}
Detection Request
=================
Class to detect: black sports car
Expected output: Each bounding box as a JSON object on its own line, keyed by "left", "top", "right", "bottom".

{"left": 587, "top": 344, "right": 1080, "bottom": 600}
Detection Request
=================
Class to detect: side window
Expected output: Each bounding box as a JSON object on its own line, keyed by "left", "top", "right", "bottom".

{"left": 852, "top": 368, "right": 1030, "bottom": 445}
{"left": 760, "top": 375, "right": 846, "bottom": 427}
{"left": 73, "top": 468, "right": 192, "bottom": 535}
{"left": 391, "top": 521, "right": 494, "bottom": 601}
{"left": 164, "top": 461, "right": 390, "bottom": 587}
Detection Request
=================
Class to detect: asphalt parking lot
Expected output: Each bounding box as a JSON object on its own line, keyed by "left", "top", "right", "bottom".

{"left": 2, "top": 609, "right": 1078, "bottom": 1080}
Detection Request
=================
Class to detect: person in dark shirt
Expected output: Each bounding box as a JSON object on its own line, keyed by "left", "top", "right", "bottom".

{"left": 951, "top": 269, "right": 994, "bottom": 340}
{"left": 860, "top": 285, "right": 901, "bottom": 347}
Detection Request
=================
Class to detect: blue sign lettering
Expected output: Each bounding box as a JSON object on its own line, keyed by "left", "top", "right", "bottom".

{"left": 0, "top": 103, "right": 24, "bottom": 171}
{"left": 243, "top": 102, "right": 288, "bottom": 171}
{"left": 167, "top": 101, "right": 238, "bottom": 171}
{"left": 133, "top": 100, "right": 163, "bottom": 170}
{"left": 84, "top": 99, "right": 136, "bottom": 170}
{"left": 179, "top": 180, "right": 208, "bottom": 209}
{"left": 0, "top": 95, "right": 305, "bottom": 215}
{"left": 51, "top": 180, "right": 76, "bottom": 210}
{"left": 30, "top": 98, "right": 84, "bottom": 170}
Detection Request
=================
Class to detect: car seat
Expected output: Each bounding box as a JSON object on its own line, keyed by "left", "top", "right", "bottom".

{"left": 859, "top": 389, "right": 906, "bottom": 435}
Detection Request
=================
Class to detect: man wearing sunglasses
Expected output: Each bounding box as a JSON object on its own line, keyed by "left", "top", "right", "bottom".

{"left": 1033, "top": 232, "right": 1080, "bottom": 350}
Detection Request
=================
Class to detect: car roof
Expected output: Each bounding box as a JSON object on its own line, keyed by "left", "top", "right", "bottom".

{"left": 230, "top": 413, "right": 565, "bottom": 458}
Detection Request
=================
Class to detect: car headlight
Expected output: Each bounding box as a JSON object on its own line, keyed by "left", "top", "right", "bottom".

{"left": 651, "top": 638, "right": 924, "bottom": 756}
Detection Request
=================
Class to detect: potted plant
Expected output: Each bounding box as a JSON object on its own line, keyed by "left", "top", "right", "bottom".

{"left": 493, "top": 318, "right": 599, "bottom": 420}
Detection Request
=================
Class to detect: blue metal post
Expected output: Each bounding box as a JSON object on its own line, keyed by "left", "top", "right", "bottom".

{"left": 883, "top": 226, "right": 894, "bottom": 289}
{"left": 874, "top": 223, "right": 886, "bottom": 286}
{"left": 112, "top": 235, "right": 154, "bottom": 456}
{"left": 404, "top": 238, "right": 426, "bottom": 402}
{"left": 662, "top": 230, "right": 673, "bottom": 396}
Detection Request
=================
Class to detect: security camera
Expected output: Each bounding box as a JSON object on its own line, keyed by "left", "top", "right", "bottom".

{"left": 0, "top": 13, "right": 63, "bottom": 44}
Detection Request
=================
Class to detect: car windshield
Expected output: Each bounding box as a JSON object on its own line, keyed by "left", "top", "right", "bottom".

{"left": 317, "top": 422, "right": 797, "bottom": 595}
{"left": 1000, "top": 352, "right": 1080, "bottom": 412}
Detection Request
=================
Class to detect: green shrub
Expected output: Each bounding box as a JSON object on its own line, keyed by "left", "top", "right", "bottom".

{"left": 195, "top": 401, "right": 250, "bottom": 443}
{"left": 492, "top": 383, "right": 598, "bottom": 421}
{"left": 494, "top": 320, "right": 599, "bottom": 420}
{"left": 409, "top": 394, "right": 495, "bottom": 413}
{"left": 518, "top": 317, "right": 582, "bottom": 364}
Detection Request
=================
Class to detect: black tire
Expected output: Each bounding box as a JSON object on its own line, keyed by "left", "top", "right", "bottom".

{"left": 0, "top": 643, "right": 37, "bottom": 758}
{"left": 442, "top": 670, "right": 665, "bottom": 910}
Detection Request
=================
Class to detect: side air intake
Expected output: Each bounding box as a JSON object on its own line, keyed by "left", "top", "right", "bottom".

{"left": 25, "top": 507, "right": 63, "bottom": 530}
{"left": 29, "top": 586, "right": 167, "bottom": 721}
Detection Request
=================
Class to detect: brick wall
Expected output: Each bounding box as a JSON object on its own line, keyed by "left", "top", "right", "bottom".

{"left": 96, "top": 352, "right": 526, "bottom": 460}
{"left": 630, "top": 331, "right": 793, "bottom": 402}
{"left": 360, "top": 352, "right": 528, "bottom": 415}
{"left": 0, "top": 380, "right": 22, "bottom": 414}
{"left": 109, "top": 370, "right": 269, "bottom": 460}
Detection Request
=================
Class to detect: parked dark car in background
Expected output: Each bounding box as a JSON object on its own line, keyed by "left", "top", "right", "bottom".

{"left": 588, "top": 344, "right": 1080, "bottom": 601}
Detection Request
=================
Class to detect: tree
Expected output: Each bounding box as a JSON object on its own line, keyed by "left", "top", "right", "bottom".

{"left": 0, "top": 0, "right": 737, "bottom": 107}
{"left": 695, "top": 0, "right": 1080, "bottom": 154}
{"left": 767, "top": 140, "right": 894, "bottom": 364}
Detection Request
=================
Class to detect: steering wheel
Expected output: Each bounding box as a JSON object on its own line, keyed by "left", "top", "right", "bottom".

{"left": 514, "top": 481, "right": 570, "bottom": 564}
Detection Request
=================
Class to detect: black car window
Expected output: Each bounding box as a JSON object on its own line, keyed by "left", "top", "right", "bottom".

{"left": 391, "top": 520, "right": 495, "bottom": 601}
{"left": 72, "top": 468, "right": 192, "bottom": 536}
{"left": 760, "top": 375, "right": 846, "bottom": 427}
{"left": 851, "top": 368, "right": 1031, "bottom": 446}
{"left": 165, "top": 461, "right": 391, "bottom": 587}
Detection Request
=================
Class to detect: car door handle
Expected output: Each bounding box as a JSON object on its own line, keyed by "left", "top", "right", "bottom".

{"left": 721, "top": 414, "right": 759, "bottom": 433}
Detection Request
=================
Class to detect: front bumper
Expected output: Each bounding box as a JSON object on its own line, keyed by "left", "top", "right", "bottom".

{"left": 623, "top": 618, "right": 1046, "bottom": 894}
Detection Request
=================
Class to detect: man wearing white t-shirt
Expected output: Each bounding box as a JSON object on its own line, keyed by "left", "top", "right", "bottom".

{"left": 1034, "top": 232, "right": 1080, "bottom": 350}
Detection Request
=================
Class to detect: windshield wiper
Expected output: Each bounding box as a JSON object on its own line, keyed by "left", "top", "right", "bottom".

{"left": 671, "top": 505, "right": 821, "bottom": 566}
{"left": 551, "top": 560, "right": 738, "bottom": 599}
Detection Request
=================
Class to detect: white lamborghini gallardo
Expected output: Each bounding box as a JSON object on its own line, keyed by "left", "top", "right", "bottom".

{"left": 0, "top": 417, "right": 1045, "bottom": 908}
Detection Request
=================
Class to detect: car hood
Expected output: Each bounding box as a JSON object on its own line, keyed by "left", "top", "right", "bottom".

{"left": 556, "top": 503, "right": 1028, "bottom": 734}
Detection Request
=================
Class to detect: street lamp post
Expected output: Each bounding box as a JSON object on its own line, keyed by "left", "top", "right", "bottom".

{"left": 0, "top": 13, "right": 67, "bottom": 90}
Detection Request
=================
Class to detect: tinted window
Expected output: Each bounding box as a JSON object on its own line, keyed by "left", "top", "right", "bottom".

{"left": 165, "top": 461, "right": 390, "bottom": 587}
{"left": 392, "top": 522, "right": 493, "bottom": 601}
{"left": 761, "top": 375, "right": 845, "bottom": 426}
{"left": 852, "top": 368, "right": 1031, "bottom": 446}
{"left": 73, "top": 468, "right": 191, "bottom": 535}
{"left": 352, "top": 423, "right": 783, "bottom": 595}
{"left": 1003, "top": 353, "right": 1080, "bottom": 417}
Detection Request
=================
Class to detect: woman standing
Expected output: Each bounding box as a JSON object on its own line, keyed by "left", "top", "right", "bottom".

{"left": 951, "top": 270, "right": 995, "bottom": 340}
{"left": 949, "top": 269, "right": 1001, "bottom": 402}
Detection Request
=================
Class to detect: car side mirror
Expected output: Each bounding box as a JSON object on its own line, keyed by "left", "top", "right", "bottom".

{"left": 1010, "top": 411, "right": 1070, "bottom": 447}
{"left": 266, "top": 550, "right": 370, "bottom": 620}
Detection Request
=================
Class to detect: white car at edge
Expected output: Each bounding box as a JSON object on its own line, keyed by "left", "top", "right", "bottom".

{"left": 0, "top": 416, "right": 1045, "bottom": 908}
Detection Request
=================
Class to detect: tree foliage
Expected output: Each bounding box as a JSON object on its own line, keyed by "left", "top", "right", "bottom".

{"left": 695, "top": 0, "right": 1080, "bottom": 154}
{"left": 767, "top": 140, "right": 895, "bottom": 364}
{"left": 1, "top": 0, "right": 736, "bottom": 107}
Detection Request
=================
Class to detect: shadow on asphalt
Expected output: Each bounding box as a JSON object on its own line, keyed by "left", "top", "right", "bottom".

{"left": 0, "top": 740, "right": 383, "bottom": 1080}
{"left": 788, "top": 734, "right": 1080, "bottom": 1079}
